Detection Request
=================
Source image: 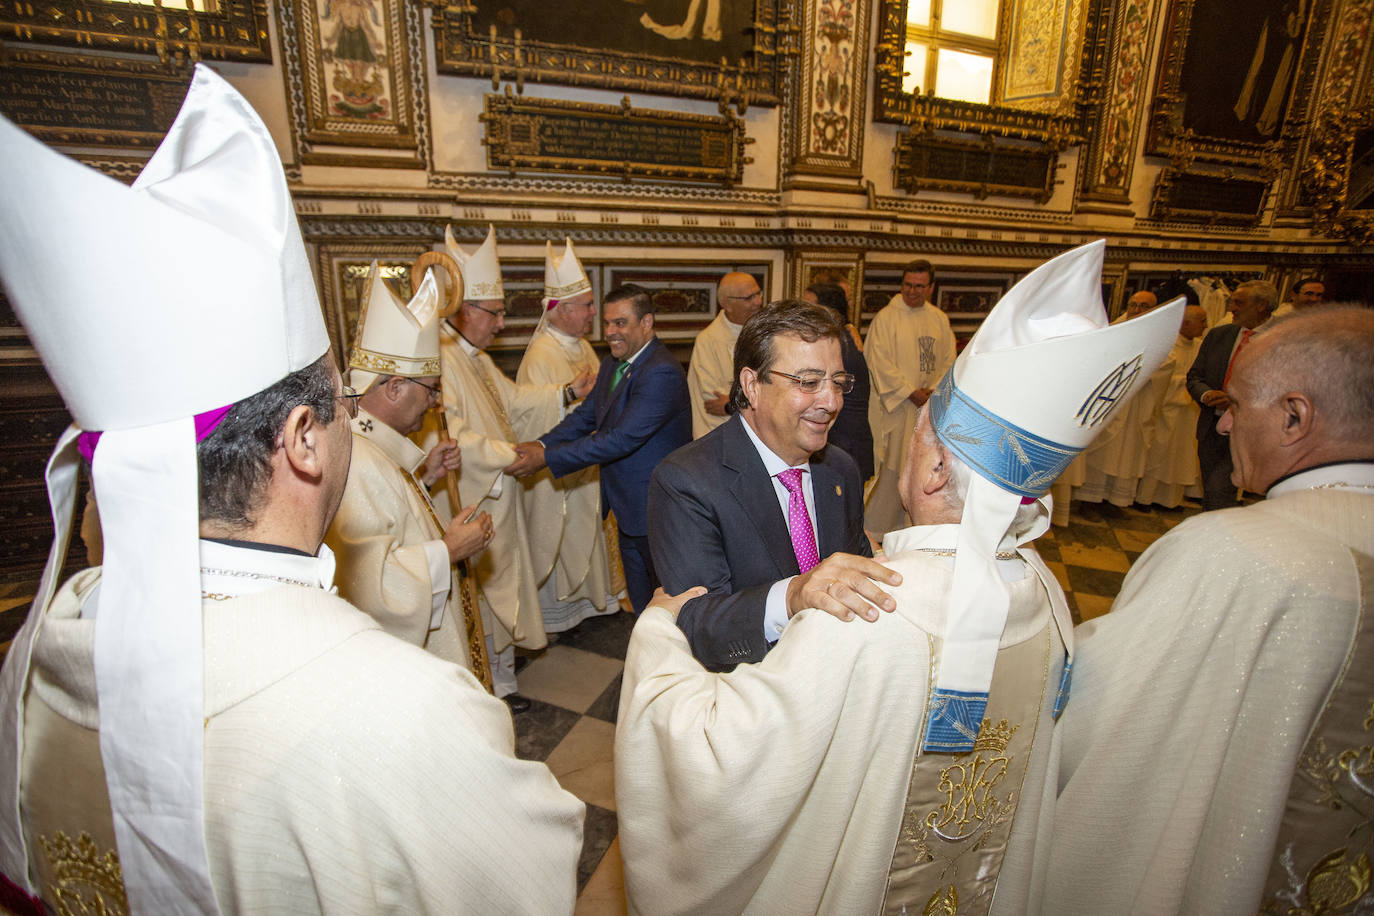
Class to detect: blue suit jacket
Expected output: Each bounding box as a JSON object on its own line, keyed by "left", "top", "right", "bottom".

{"left": 541, "top": 336, "right": 691, "bottom": 537}
{"left": 648, "top": 414, "right": 871, "bottom": 670}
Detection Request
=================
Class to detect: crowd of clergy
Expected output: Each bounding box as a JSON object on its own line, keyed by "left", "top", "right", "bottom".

{"left": 0, "top": 66, "right": 1370, "bottom": 915}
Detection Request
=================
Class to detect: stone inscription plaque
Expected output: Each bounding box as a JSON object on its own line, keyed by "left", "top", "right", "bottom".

{"left": 483, "top": 94, "right": 745, "bottom": 184}
{"left": 0, "top": 57, "right": 189, "bottom": 147}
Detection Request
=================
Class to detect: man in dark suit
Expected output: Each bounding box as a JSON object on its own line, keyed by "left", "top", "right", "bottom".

{"left": 647, "top": 300, "right": 900, "bottom": 670}
{"left": 508, "top": 284, "right": 691, "bottom": 611}
{"left": 1186, "top": 279, "right": 1278, "bottom": 509}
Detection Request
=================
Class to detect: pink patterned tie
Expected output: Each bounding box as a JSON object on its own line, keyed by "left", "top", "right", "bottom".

{"left": 777, "top": 468, "right": 819, "bottom": 574}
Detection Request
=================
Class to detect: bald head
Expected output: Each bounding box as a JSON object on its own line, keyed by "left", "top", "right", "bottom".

{"left": 1180, "top": 305, "right": 1208, "bottom": 339}
{"left": 718, "top": 272, "right": 763, "bottom": 325}
{"left": 1125, "top": 290, "right": 1158, "bottom": 320}
{"left": 1218, "top": 306, "right": 1374, "bottom": 492}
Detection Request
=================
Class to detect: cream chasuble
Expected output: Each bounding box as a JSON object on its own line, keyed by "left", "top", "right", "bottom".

{"left": 687, "top": 311, "right": 742, "bottom": 439}
{"left": 1046, "top": 469, "right": 1374, "bottom": 914}
{"left": 431, "top": 324, "right": 564, "bottom": 652}
{"left": 863, "top": 297, "right": 956, "bottom": 534}
{"left": 517, "top": 325, "right": 617, "bottom": 631}
{"left": 1074, "top": 348, "right": 1176, "bottom": 507}
{"left": 616, "top": 524, "right": 1069, "bottom": 916}
{"left": 1135, "top": 334, "right": 1204, "bottom": 507}
{"left": 17, "top": 542, "right": 586, "bottom": 911}
{"left": 325, "top": 409, "right": 471, "bottom": 670}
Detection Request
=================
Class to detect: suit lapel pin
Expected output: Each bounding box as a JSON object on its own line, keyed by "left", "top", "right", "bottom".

{"left": 835, "top": 485, "right": 842, "bottom": 497}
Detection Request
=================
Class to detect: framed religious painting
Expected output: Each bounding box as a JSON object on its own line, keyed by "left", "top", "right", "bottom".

{"left": 1147, "top": 0, "right": 1317, "bottom": 166}
{"left": 431, "top": 0, "right": 792, "bottom": 105}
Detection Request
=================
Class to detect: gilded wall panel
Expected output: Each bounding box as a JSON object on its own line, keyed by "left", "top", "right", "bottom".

{"left": 1003, "top": 0, "right": 1087, "bottom": 112}
{"left": 278, "top": 0, "right": 423, "bottom": 165}
{"left": 790, "top": 0, "right": 869, "bottom": 176}
{"left": 1080, "top": 0, "right": 1160, "bottom": 200}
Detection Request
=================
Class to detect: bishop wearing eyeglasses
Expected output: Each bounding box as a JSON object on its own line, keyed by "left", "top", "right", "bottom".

{"left": 646, "top": 299, "right": 901, "bottom": 670}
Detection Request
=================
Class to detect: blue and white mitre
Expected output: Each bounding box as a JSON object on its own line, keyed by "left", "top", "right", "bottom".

{"left": 920, "top": 239, "right": 1182, "bottom": 753}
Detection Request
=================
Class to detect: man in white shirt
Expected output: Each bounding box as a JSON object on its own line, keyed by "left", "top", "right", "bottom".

{"left": 687, "top": 271, "right": 763, "bottom": 438}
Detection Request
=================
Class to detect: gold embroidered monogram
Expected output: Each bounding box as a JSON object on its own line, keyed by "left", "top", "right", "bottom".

{"left": 923, "top": 884, "right": 959, "bottom": 915}
{"left": 926, "top": 720, "right": 1019, "bottom": 841}
{"left": 39, "top": 830, "right": 128, "bottom": 916}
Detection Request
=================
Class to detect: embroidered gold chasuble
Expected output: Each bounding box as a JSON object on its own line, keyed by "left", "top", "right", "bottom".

{"left": 326, "top": 409, "right": 474, "bottom": 671}
{"left": 616, "top": 524, "right": 1067, "bottom": 916}
{"left": 1048, "top": 469, "right": 1374, "bottom": 914}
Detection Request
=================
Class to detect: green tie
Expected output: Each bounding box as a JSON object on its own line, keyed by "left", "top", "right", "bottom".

{"left": 611, "top": 360, "right": 629, "bottom": 391}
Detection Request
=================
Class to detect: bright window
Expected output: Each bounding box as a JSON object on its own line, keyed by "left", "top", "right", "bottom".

{"left": 902, "top": 0, "right": 1000, "bottom": 104}
{"left": 105, "top": 0, "right": 219, "bottom": 12}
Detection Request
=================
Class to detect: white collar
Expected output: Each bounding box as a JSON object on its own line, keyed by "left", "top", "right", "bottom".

{"left": 541, "top": 322, "right": 582, "bottom": 348}
{"left": 199, "top": 539, "right": 336, "bottom": 598}
{"left": 739, "top": 413, "right": 809, "bottom": 477}
{"left": 882, "top": 523, "right": 1030, "bottom": 582}
{"left": 443, "top": 321, "right": 481, "bottom": 358}
{"left": 1266, "top": 462, "right": 1374, "bottom": 498}
{"left": 620, "top": 337, "right": 652, "bottom": 367}
{"left": 352, "top": 407, "right": 426, "bottom": 474}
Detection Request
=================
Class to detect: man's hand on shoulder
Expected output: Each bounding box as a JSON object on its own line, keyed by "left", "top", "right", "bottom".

{"left": 1200, "top": 389, "right": 1230, "bottom": 409}
{"left": 785, "top": 553, "right": 900, "bottom": 622}
{"left": 571, "top": 367, "right": 596, "bottom": 399}
{"left": 647, "top": 585, "right": 708, "bottom": 621}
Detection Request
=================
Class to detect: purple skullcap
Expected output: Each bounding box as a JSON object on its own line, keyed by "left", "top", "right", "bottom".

{"left": 76, "top": 403, "right": 233, "bottom": 463}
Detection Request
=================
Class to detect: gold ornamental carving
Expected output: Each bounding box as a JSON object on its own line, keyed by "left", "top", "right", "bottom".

{"left": 39, "top": 830, "right": 129, "bottom": 916}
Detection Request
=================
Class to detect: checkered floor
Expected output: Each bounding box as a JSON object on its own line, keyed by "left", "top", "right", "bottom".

{"left": 0, "top": 499, "right": 1201, "bottom": 913}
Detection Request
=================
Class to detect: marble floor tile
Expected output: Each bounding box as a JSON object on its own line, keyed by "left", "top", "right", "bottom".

{"left": 1113, "top": 528, "right": 1161, "bottom": 554}
{"left": 1042, "top": 560, "right": 1071, "bottom": 593}
{"left": 1065, "top": 564, "right": 1126, "bottom": 597}
{"left": 518, "top": 645, "right": 625, "bottom": 714}
{"left": 575, "top": 837, "right": 626, "bottom": 916}
{"left": 1058, "top": 543, "right": 1131, "bottom": 573}
{"left": 1074, "top": 593, "right": 1115, "bottom": 622}
{"left": 545, "top": 716, "right": 617, "bottom": 812}
{"left": 555, "top": 611, "right": 636, "bottom": 661}
{"left": 577, "top": 804, "right": 619, "bottom": 893}
{"left": 584, "top": 672, "right": 622, "bottom": 724}
{"left": 513, "top": 700, "right": 583, "bottom": 762}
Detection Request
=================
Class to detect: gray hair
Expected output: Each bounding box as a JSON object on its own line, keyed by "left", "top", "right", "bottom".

{"left": 917, "top": 411, "right": 1042, "bottom": 535}
{"left": 1247, "top": 304, "right": 1374, "bottom": 444}
{"left": 1235, "top": 280, "right": 1279, "bottom": 313}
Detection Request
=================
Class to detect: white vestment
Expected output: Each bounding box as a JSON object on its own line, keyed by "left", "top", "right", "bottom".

{"left": 863, "top": 297, "right": 956, "bottom": 534}
{"left": 15, "top": 542, "right": 584, "bottom": 912}
{"left": 432, "top": 324, "right": 564, "bottom": 652}
{"left": 1045, "top": 465, "right": 1374, "bottom": 914}
{"left": 325, "top": 409, "right": 471, "bottom": 670}
{"left": 616, "top": 524, "right": 1070, "bottom": 916}
{"left": 517, "top": 325, "right": 617, "bottom": 632}
{"left": 1136, "top": 334, "right": 1204, "bottom": 507}
{"left": 687, "top": 311, "right": 742, "bottom": 439}
{"left": 1073, "top": 349, "right": 1176, "bottom": 506}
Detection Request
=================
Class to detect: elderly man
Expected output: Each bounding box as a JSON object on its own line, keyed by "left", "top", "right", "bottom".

{"left": 432, "top": 224, "right": 594, "bottom": 707}
{"left": 687, "top": 271, "right": 763, "bottom": 438}
{"left": 1046, "top": 306, "right": 1374, "bottom": 913}
{"left": 864, "top": 258, "right": 957, "bottom": 535}
{"left": 1186, "top": 279, "right": 1279, "bottom": 509}
{"left": 617, "top": 242, "right": 1182, "bottom": 914}
{"left": 648, "top": 300, "right": 897, "bottom": 670}
{"left": 517, "top": 238, "right": 617, "bottom": 633}
{"left": 1113, "top": 288, "right": 1158, "bottom": 323}
{"left": 509, "top": 284, "right": 692, "bottom": 612}
{"left": 0, "top": 66, "right": 582, "bottom": 913}
{"left": 1136, "top": 303, "right": 1209, "bottom": 507}
{"left": 325, "top": 263, "right": 493, "bottom": 674}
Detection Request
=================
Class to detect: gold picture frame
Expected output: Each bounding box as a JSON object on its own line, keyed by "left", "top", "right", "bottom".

{"left": 0, "top": 0, "right": 271, "bottom": 62}
{"left": 430, "top": 0, "right": 793, "bottom": 107}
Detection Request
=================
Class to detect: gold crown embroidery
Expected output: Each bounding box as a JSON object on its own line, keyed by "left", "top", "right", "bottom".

{"left": 39, "top": 830, "right": 128, "bottom": 916}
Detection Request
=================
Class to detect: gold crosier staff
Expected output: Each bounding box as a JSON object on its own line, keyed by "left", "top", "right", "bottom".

{"left": 411, "top": 249, "right": 493, "bottom": 692}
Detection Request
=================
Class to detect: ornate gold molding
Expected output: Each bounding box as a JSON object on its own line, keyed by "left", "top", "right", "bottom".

{"left": 0, "top": 0, "right": 270, "bottom": 61}
{"left": 1303, "top": 108, "right": 1374, "bottom": 246}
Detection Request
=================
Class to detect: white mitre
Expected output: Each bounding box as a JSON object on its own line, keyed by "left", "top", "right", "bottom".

{"left": 901, "top": 239, "right": 1182, "bottom": 754}
{"left": 543, "top": 237, "right": 592, "bottom": 308}
{"left": 0, "top": 64, "right": 329, "bottom": 913}
{"left": 445, "top": 223, "right": 505, "bottom": 301}
{"left": 349, "top": 261, "right": 442, "bottom": 392}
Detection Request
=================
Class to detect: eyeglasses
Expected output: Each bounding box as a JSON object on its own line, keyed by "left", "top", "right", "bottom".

{"left": 407, "top": 378, "right": 442, "bottom": 397}
{"left": 767, "top": 370, "right": 856, "bottom": 395}
{"left": 336, "top": 385, "right": 362, "bottom": 419}
{"left": 466, "top": 302, "right": 507, "bottom": 319}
